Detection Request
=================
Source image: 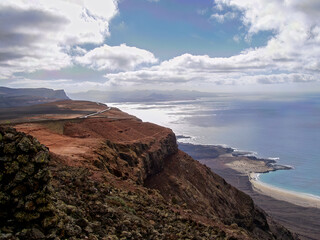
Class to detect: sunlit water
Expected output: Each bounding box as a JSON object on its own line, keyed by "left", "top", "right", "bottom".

{"left": 109, "top": 93, "right": 320, "bottom": 197}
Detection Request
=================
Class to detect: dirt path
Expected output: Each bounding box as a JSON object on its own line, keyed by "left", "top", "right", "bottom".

{"left": 79, "top": 106, "right": 112, "bottom": 118}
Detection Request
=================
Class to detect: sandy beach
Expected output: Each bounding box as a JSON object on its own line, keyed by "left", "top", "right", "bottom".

{"left": 222, "top": 153, "right": 320, "bottom": 209}
{"left": 179, "top": 143, "right": 320, "bottom": 240}
{"left": 226, "top": 157, "right": 320, "bottom": 209}
{"left": 249, "top": 173, "right": 320, "bottom": 209}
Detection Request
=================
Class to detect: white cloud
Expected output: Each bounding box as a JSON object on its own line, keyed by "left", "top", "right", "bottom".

{"left": 76, "top": 44, "right": 158, "bottom": 71}
{"left": 216, "top": 0, "right": 320, "bottom": 70}
{"left": 102, "top": 0, "right": 320, "bottom": 88}
{"left": 214, "top": 3, "right": 224, "bottom": 11}
{"left": 210, "top": 13, "right": 225, "bottom": 23}
{"left": 71, "top": 47, "right": 88, "bottom": 56}
{"left": 2, "top": 0, "right": 320, "bottom": 90}
{"left": 103, "top": 52, "right": 318, "bottom": 88}
{"left": 0, "top": 0, "right": 119, "bottom": 78}
{"left": 210, "top": 12, "right": 237, "bottom": 23}
{"left": 233, "top": 35, "right": 241, "bottom": 43}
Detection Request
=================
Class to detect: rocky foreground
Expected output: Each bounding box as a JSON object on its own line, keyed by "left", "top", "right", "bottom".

{"left": 0, "top": 101, "right": 296, "bottom": 239}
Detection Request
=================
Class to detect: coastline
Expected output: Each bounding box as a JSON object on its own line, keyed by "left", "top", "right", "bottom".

{"left": 225, "top": 151, "right": 320, "bottom": 209}
{"left": 178, "top": 140, "right": 320, "bottom": 209}
{"left": 249, "top": 173, "right": 320, "bottom": 209}
{"left": 227, "top": 150, "right": 320, "bottom": 209}
{"left": 178, "top": 141, "right": 320, "bottom": 239}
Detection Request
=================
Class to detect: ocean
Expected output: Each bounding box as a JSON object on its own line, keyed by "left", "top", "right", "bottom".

{"left": 110, "top": 92, "right": 320, "bottom": 198}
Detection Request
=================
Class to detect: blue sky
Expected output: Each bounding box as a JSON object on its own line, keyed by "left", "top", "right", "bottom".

{"left": 108, "top": 0, "right": 273, "bottom": 60}
{"left": 0, "top": 0, "right": 320, "bottom": 93}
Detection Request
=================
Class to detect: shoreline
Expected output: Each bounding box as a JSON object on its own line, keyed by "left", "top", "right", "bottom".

{"left": 178, "top": 141, "right": 320, "bottom": 209}
{"left": 179, "top": 141, "right": 320, "bottom": 239}
{"left": 249, "top": 173, "right": 320, "bottom": 209}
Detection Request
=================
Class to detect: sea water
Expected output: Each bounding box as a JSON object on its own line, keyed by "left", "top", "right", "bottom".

{"left": 110, "top": 93, "right": 320, "bottom": 197}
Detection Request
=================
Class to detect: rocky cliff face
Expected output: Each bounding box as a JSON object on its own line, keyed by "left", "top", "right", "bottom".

{"left": 145, "top": 151, "right": 294, "bottom": 239}
{"left": 0, "top": 87, "right": 69, "bottom": 100}
{"left": 62, "top": 118, "right": 178, "bottom": 184}
{"left": 0, "top": 127, "right": 55, "bottom": 239}
{"left": 1, "top": 111, "right": 296, "bottom": 239}
{"left": 95, "top": 132, "right": 177, "bottom": 184}
{"left": 0, "top": 87, "right": 69, "bottom": 108}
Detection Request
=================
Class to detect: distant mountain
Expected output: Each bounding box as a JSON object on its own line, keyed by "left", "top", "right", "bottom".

{"left": 69, "top": 89, "right": 216, "bottom": 103}
{"left": 0, "top": 87, "right": 69, "bottom": 108}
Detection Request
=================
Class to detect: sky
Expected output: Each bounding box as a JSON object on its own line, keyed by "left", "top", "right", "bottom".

{"left": 0, "top": 0, "right": 320, "bottom": 93}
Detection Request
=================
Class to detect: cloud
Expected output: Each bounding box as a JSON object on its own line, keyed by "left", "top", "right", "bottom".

{"left": 233, "top": 35, "right": 241, "bottom": 43}
{"left": 103, "top": 53, "right": 251, "bottom": 86}
{"left": 210, "top": 12, "right": 237, "bottom": 23}
{"left": 214, "top": 2, "right": 225, "bottom": 11}
{"left": 0, "top": 0, "right": 119, "bottom": 78}
{"left": 102, "top": 0, "right": 320, "bottom": 88}
{"left": 103, "top": 53, "right": 317, "bottom": 88}
{"left": 216, "top": 0, "right": 320, "bottom": 70}
{"left": 75, "top": 44, "right": 158, "bottom": 71}
{"left": 2, "top": 0, "right": 320, "bottom": 90}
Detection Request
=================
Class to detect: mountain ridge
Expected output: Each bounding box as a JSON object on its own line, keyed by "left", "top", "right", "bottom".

{"left": 68, "top": 89, "right": 216, "bottom": 103}
{"left": 0, "top": 87, "right": 69, "bottom": 108}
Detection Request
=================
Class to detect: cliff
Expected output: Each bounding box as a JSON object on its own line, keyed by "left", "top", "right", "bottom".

{"left": 0, "top": 101, "right": 296, "bottom": 239}
{"left": 0, "top": 87, "right": 69, "bottom": 108}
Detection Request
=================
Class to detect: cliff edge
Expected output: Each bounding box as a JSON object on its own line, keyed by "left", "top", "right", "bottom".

{"left": 0, "top": 87, "right": 69, "bottom": 108}
{"left": 0, "top": 100, "right": 296, "bottom": 239}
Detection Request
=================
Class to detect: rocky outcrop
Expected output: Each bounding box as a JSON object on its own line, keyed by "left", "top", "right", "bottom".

{"left": 1, "top": 108, "right": 296, "bottom": 239}
{"left": 0, "top": 127, "right": 251, "bottom": 239}
{"left": 62, "top": 118, "right": 178, "bottom": 184}
{"left": 145, "top": 151, "right": 294, "bottom": 240}
{"left": 72, "top": 118, "right": 294, "bottom": 239}
{"left": 96, "top": 131, "right": 177, "bottom": 184}
{"left": 0, "top": 127, "right": 55, "bottom": 239}
{"left": 48, "top": 160, "right": 250, "bottom": 239}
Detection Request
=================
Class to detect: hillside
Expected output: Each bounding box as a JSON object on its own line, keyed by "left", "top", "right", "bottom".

{"left": 0, "top": 87, "right": 69, "bottom": 108}
{"left": 0, "top": 100, "right": 296, "bottom": 239}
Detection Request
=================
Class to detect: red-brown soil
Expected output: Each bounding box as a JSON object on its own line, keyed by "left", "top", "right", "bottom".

{"left": 14, "top": 112, "right": 174, "bottom": 174}
{"left": 2, "top": 100, "right": 296, "bottom": 239}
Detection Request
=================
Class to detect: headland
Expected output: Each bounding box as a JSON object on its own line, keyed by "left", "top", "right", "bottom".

{"left": 179, "top": 142, "right": 320, "bottom": 240}
{"left": 0, "top": 100, "right": 296, "bottom": 239}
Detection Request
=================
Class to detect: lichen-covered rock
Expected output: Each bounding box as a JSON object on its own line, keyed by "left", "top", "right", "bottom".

{"left": 0, "top": 127, "right": 55, "bottom": 238}
{"left": 4, "top": 142, "right": 16, "bottom": 155}
{"left": 47, "top": 163, "right": 238, "bottom": 240}
{"left": 16, "top": 228, "right": 45, "bottom": 239}
{"left": 33, "top": 151, "right": 49, "bottom": 164}
{"left": 18, "top": 137, "right": 33, "bottom": 152}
